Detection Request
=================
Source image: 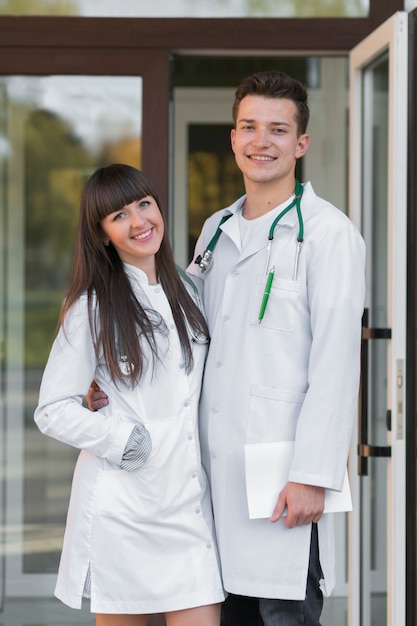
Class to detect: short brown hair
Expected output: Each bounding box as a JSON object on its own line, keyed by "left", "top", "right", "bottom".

{"left": 232, "top": 70, "right": 309, "bottom": 135}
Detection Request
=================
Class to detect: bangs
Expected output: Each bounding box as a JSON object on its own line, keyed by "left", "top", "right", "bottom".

{"left": 84, "top": 164, "right": 159, "bottom": 223}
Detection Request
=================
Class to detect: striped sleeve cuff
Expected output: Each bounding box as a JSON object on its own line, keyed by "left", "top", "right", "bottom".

{"left": 121, "top": 424, "right": 152, "bottom": 471}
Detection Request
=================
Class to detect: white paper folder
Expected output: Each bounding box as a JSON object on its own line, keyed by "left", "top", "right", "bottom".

{"left": 244, "top": 441, "right": 352, "bottom": 519}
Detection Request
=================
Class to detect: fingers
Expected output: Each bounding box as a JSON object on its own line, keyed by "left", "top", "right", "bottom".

{"left": 269, "top": 492, "right": 287, "bottom": 524}
{"left": 284, "top": 510, "right": 323, "bottom": 529}
{"left": 85, "top": 380, "right": 109, "bottom": 412}
{"left": 270, "top": 482, "right": 325, "bottom": 528}
{"left": 90, "top": 393, "right": 109, "bottom": 410}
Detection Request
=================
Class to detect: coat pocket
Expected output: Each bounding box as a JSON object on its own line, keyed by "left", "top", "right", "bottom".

{"left": 246, "top": 385, "right": 306, "bottom": 444}
{"left": 249, "top": 274, "right": 300, "bottom": 331}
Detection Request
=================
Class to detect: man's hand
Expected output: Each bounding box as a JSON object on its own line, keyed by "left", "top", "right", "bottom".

{"left": 269, "top": 482, "right": 325, "bottom": 528}
{"left": 86, "top": 381, "right": 109, "bottom": 412}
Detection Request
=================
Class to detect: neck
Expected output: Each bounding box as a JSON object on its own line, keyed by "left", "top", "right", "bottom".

{"left": 133, "top": 259, "right": 158, "bottom": 284}
{"left": 242, "top": 178, "right": 296, "bottom": 220}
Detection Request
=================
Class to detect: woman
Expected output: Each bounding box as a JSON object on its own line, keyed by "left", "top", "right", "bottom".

{"left": 34, "top": 164, "right": 224, "bottom": 626}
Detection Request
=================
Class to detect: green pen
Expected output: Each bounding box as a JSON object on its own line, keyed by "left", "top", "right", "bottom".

{"left": 258, "top": 266, "right": 275, "bottom": 324}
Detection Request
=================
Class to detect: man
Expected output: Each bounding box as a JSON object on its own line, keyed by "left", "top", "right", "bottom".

{"left": 91, "top": 71, "right": 365, "bottom": 626}
{"left": 185, "top": 70, "right": 365, "bottom": 626}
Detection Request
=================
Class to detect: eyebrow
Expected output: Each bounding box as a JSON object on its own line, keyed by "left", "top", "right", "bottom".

{"left": 237, "top": 118, "right": 292, "bottom": 127}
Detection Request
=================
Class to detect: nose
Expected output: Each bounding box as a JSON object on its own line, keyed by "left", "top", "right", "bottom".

{"left": 130, "top": 208, "right": 146, "bottom": 229}
{"left": 251, "top": 127, "right": 270, "bottom": 148}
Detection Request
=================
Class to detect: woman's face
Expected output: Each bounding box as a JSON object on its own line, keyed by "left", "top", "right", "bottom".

{"left": 100, "top": 196, "right": 164, "bottom": 282}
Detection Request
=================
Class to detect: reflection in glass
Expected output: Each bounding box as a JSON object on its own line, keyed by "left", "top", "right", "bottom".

{"left": 0, "top": 0, "right": 370, "bottom": 18}
{"left": 1, "top": 75, "right": 141, "bottom": 576}
{"left": 187, "top": 124, "right": 243, "bottom": 258}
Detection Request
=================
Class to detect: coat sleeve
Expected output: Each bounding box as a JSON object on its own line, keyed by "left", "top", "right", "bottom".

{"left": 34, "top": 298, "right": 135, "bottom": 466}
{"left": 289, "top": 216, "right": 366, "bottom": 491}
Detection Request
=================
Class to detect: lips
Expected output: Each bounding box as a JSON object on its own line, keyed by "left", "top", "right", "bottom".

{"left": 248, "top": 155, "right": 275, "bottom": 161}
{"left": 132, "top": 228, "right": 152, "bottom": 241}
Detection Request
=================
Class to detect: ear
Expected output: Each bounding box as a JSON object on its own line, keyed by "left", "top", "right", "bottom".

{"left": 230, "top": 128, "right": 236, "bottom": 153}
{"left": 295, "top": 133, "right": 310, "bottom": 159}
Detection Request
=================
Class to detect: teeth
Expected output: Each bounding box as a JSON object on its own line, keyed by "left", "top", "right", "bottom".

{"left": 251, "top": 155, "right": 274, "bottom": 161}
{"left": 134, "top": 229, "right": 152, "bottom": 240}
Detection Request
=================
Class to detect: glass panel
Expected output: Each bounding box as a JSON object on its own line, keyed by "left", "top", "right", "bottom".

{"left": 0, "top": 0, "right": 370, "bottom": 18}
{"left": 1, "top": 75, "right": 141, "bottom": 594}
{"left": 361, "top": 53, "right": 389, "bottom": 625}
{"left": 187, "top": 124, "right": 243, "bottom": 258}
{"left": 174, "top": 57, "right": 320, "bottom": 88}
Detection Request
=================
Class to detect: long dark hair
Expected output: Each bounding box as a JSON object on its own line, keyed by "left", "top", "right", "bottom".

{"left": 61, "top": 163, "right": 208, "bottom": 384}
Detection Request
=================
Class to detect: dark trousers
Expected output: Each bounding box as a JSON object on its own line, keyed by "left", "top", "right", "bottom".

{"left": 221, "top": 524, "right": 323, "bottom": 626}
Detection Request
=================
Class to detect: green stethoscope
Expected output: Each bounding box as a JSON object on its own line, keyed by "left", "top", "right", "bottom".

{"left": 195, "top": 180, "right": 304, "bottom": 323}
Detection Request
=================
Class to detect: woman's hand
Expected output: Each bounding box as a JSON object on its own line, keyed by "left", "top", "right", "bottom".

{"left": 85, "top": 380, "right": 109, "bottom": 411}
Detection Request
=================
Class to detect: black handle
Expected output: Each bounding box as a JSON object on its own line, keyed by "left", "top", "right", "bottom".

{"left": 358, "top": 309, "right": 392, "bottom": 476}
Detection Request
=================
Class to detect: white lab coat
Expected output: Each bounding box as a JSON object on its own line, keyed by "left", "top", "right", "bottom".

{"left": 34, "top": 264, "right": 224, "bottom": 614}
{"left": 187, "top": 182, "right": 366, "bottom": 600}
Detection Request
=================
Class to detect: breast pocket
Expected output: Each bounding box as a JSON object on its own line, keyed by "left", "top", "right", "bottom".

{"left": 249, "top": 274, "right": 300, "bottom": 331}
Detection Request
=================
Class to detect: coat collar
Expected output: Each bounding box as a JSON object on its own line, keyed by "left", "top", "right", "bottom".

{"left": 219, "top": 187, "right": 304, "bottom": 262}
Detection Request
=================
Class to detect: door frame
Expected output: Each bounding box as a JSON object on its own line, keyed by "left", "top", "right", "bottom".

{"left": 406, "top": 9, "right": 417, "bottom": 626}
{"left": 349, "top": 11, "right": 408, "bottom": 626}
{"left": 0, "top": 0, "right": 409, "bottom": 611}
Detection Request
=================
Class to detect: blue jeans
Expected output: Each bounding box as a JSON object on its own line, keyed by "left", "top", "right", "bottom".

{"left": 221, "top": 524, "right": 323, "bottom": 626}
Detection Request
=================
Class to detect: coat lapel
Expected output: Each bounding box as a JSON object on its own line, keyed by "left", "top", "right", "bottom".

{"left": 220, "top": 198, "right": 300, "bottom": 266}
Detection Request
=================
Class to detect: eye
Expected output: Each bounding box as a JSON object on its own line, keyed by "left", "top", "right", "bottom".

{"left": 138, "top": 199, "right": 151, "bottom": 208}
{"left": 112, "top": 211, "right": 125, "bottom": 221}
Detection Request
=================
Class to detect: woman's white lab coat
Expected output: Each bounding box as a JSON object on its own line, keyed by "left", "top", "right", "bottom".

{"left": 187, "top": 182, "right": 366, "bottom": 600}
{"left": 34, "top": 264, "right": 224, "bottom": 614}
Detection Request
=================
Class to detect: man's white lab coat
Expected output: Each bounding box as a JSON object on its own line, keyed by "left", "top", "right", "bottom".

{"left": 187, "top": 182, "right": 366, "bottom": 600}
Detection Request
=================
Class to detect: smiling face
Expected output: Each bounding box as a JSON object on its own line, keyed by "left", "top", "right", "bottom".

{"left": 100, "top": 196, "right": 164, "bottom": 282}
{"left": 231, "top": 95, "right": 310, "bottom": 194}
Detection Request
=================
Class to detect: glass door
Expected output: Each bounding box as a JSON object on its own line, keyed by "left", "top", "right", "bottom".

{"left": 349, "top": 12, "right": 408, "bottom": 626}
{"left": 0, "top": 75, "right": 141, "bottom": 619}
{"left": 173, "top": 58, "right": 352, "bottom": 626}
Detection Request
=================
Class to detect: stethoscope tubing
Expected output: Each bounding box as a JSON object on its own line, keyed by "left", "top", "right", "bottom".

{"left": 197, "top": 179, "right": 304, "bottom": 278}
{"left": 195, "top": 179, "right": 305, "bottom": 322}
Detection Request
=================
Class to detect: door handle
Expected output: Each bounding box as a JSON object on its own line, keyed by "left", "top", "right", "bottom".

{"left": 358, "top": 309, "right": 392, "bottom": 476}
{"left": 357, "top": 444, "right": 392, "bottom": 458}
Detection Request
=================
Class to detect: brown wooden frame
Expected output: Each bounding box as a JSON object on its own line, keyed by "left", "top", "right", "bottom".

{"left": 0, "top": 0, "right": 404, "bottom": 207}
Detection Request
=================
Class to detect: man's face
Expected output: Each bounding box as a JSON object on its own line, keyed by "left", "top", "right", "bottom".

{"left": 231, "top": 95, "right": 310, "bottom": 188}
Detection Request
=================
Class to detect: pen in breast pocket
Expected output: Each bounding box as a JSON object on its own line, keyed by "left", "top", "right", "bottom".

{"left": 258, "top": 266, "right": 275, "bottom": 324}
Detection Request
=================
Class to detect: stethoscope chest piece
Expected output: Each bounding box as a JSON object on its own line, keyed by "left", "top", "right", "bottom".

{"left": 195, "top": 181, "right": 304, "bottom": 278}
{"left": 195, "top": 249, "right": 213, "bottom": 274}
{"left": 195, "top": 213, "right": 233, "bottom": 274}
{"left": 195, "top": 180, "right": 305, "bottom": 323}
